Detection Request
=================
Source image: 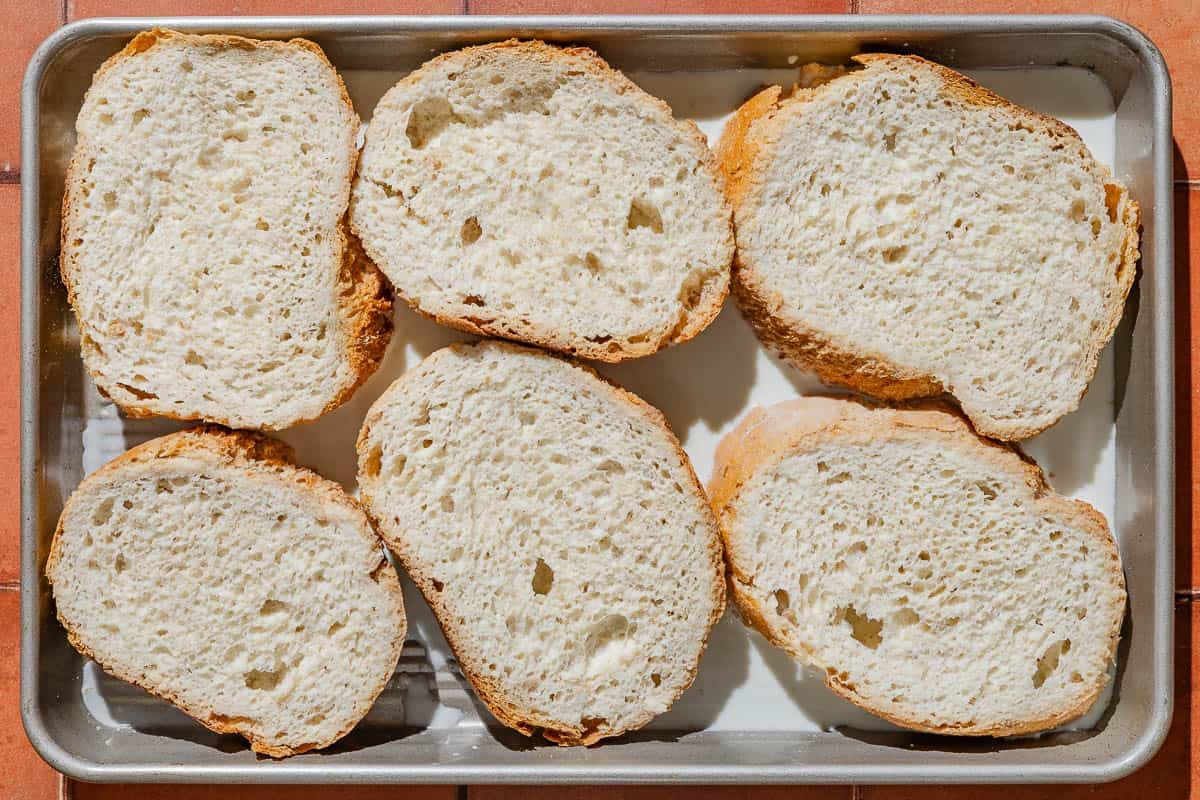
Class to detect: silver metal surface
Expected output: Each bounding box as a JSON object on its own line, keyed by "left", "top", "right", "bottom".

{"left": 21, "top": 15, "right": 1174, "bottom": 784}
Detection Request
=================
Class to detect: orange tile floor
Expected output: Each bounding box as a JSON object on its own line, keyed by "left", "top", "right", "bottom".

{"left": 4, "top": 1, "right": 1196, "bottom": 797}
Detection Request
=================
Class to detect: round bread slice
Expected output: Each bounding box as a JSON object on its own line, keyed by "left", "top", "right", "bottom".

{"left": 46, "top": 426, "right": 406, "bottom": 757}
{"left": 356, "top": 340, "right": 725, "bottom": 745}
{"left": 61, "top": 29, "right": 393, "bottom": 430}
{"left": 709, "top": 396, "right": 1125, "bottom": 736}
{"left": 717, "top": 54, "right": 1140, "bottom": 440}
{"left": 350, "top": 40, "right": 733, "bottom": 363}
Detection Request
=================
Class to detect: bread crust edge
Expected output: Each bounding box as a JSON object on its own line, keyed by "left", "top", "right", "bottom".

{"left": 707, "top": 396, "right": 1126, "bottom": 737}
{"left": 45, "top": 425, "right": 408, "bottom": 757}
{"left": 356, "top": 338, "right": 727, "bottom": 745}
{"left": 716, "top": 53, "right": 1141, "bottom": 441}
{"left": 350, "top": 39, "right": 733, "bottom": 364}
{"left": 59, "top": 28, "right": 394, "bottom": 432}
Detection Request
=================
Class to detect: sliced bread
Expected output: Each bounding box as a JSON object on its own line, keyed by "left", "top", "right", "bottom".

{"left": 717, "top": 54, "right": 1140, "bottom": 440}
{"left": 709, "top": 396, "right": 1125, "bottom": 736}
{"left": 356, "top": 340, "right": 725, "bottom": 745}
{"left": 46, "top": 426, "right": 407, "bottom": 757}
{"left": 350, "top": 40, "right": 733, "bottom": 362}
{"left": 61, "top": 29, "right": 392, "bottom": 431}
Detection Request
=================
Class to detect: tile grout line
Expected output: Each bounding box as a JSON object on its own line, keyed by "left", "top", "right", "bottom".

{"left": 1177, "top": 589, "right": 1200, "bottom": 601}
{"left": 0, "top": 171, "right": 20, "bottom": 185}
{"left": 456, "top": 785, "right": 468, "bottom": 800}
{"left": 58, "top": 774, "right": 73, "bottom": 800}
{"left": 1177, "top": 179, "right": 1200, "bottom": 187}
{"left": 851, "top": 785, "right": 865, "bottom": 800}
{"left": 61, "top": 0, "right": 70, "bottom": 25}
{"left": 0, "top": 580, "right": 18, "bottom": 592}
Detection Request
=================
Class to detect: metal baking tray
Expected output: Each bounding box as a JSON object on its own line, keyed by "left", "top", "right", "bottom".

{"left": 21, "top": 15, "right": 1173, "bottom": 784}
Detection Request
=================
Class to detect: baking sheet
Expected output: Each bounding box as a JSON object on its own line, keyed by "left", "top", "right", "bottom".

{"left": 78, "top": 64, "right": 1120, "bottom": 737}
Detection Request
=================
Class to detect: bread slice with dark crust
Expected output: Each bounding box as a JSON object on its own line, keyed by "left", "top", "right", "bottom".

{"left": 356, "top": 340, "right": 725, "bottom": 745}
{"left": 61, "top": 29, "right": 393, "bottom": 431}
{"left": 46, "top": 426, "right": 407, "bottom": 757}
{"left": 709, "top": 396, "right": 1126, "bottom": 736}
{"left": 717, "top": 54, "right": 1140, "bottom": 441}
{"left": 350, "top": 40, "right": 733, "bottom": 363}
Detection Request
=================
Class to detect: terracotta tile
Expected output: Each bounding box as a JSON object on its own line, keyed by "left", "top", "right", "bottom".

{"left": 72, "top": 784, "right": 458, "bottom": 799}
{"left": 2, "top": 0, "right": 62, "bottom": 177}
{"left": 0, "top": 590, "right": 61, "bottom": 800}
{"left": 68, "top": 0, "right": 464, "bottom": 18}
{"left": 468, "top": 0, "right": 849, "bottom": 14}
{"left": 0, "top": 187, "right": 18, "bottom": 587}
{"left": 855, "top": 0, "right": 1197, "bottom": 181}
{"left": 469, "top": 789, "right": 851, "bottom": 799}
{"left": 1181, "top": 185, "right": 1196, "bottom": 591}
{"left": 862, "top": 600, "right": 1196, "bottom": 798}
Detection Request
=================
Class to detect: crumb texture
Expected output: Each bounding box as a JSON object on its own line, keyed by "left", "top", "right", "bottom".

{"left": 351, "top": 40, "right": 733, "bottom": 362}
{"left": 63, "top": 30, "right": 389, "bottom": 430}
{"left": 47, "top": 427, "right": 406, "bottom": 756}
{"left": 713, "top": 397, "right": 1125, "bottom": 735}
{"left": 357, "top": 341, "right": 725, "bottom": 744}
{"left": 723, "top": 55, "right": 1138, "bottom": 439}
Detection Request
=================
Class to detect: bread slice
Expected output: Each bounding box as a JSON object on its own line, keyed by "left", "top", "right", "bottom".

{"left": 350, "top": 40, "right": 733, "bottom": 363}
{"left": 61, "top": 29, "right": 392, "bottom": 431}
{"left": 709, "top": 396, "right": 1125, "bottom": 736}
{"left": 46, "top": 426, "right": 406, "bottom": 757}
{"left": 717, "top": 54, "right": 1140, "bottom": 440}
{"left": 356, "top": 340, "right": 725, "bottom": 744}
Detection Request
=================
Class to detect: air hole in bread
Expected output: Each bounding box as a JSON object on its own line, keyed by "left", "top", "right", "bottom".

{"left": 881, "top": 245, "right": 908, "bottom": 264}
{"left": 883, "top": 132, "right": 897, "bottom": 152}
{"left": 1103, "top": 184, "right": 1121, "bottom": 223}
{"left": 532, "top": 558, "right": 554, "bottom": 595}
{"left": 363, "top": 446, "right": 383, "bottom": 478}
{"left": 580, "top": 716, "right": 608, "bottom": 737}
{"left": 627, "top": 198, "right": 664, "bottom": 234}
{"left": 92, "top": 498, "right": 114, "bottom": 526}
{"left": 184, "top": 350, "right": 206, "bottom": 367}
{"left": 773, "top": 589, "right": 790, "bottom": 615}
{"left": 369, "top": 560, "right": 388, "bottom": 583}
{"left": 259, "top": 599, "right": 287, "bottom": 615}
{"left": 892, "top": 607, "right": 920, "bottom": 627}
{"left": 327, "top": 621, "right": 344, "bottom": 636}
{"left": 650, "top": 673, "right": 661, "bottom": 687}
{"left": 975, "top": 482, "right": 998, "bottom": 501}
{"left": 244, "top": 666, "right": 287, "bottom": 691}
{"left": 114, "top": 553, "right": 128, "bottom": 572}
{"left": 837, "top": 604, "right": 883, "bottom": 650}
{"left": 1033, "top": 639, "right": 1071, "bottom": 688}
{"left": 122, "top": 499, "right": 134, "bottom": 510}
{"left": 406, "top": 95, "right": 459, "bottom": 149}
{"left": 461, "top": 216, "right": 482, "bottom": 245}
{"left": 1069, "top": 199, "right": 1087, "bottom": 223}
{"left": 585, "top": 252, "right": 602, "bottom": 275}
{"left": 116, "top": 382, "right": 158, "bottom": 401}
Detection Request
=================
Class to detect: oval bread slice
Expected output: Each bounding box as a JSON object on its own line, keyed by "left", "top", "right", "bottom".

{"left": 717, "top": 54, "right": 1140, "bottom": 440}
{"left": 61, "top": 29, "right": 393, "bottom": 430}
{"left": 356, "top": 340, "right": 725, "bottom": 745}
{"left": 46, "top": 426, "right": 407, "bottom": 757}
{"left": 709, "top": 396, "right": 1125, "bottom": 736}
{"left": 350, "top": 40, "right": 733, "bottom": 363}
